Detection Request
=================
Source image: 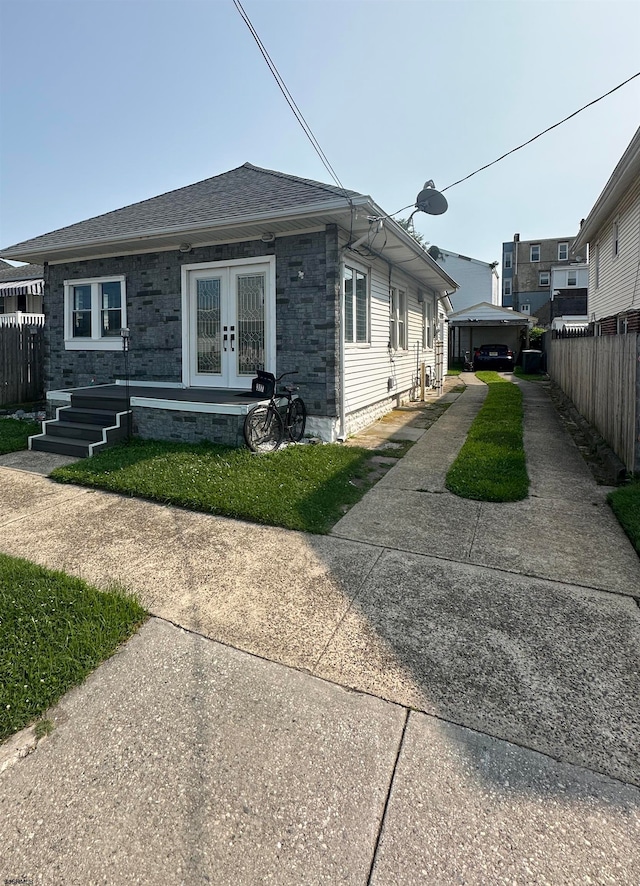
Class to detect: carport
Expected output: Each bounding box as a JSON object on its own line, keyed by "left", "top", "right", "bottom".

{"left": 447, "top": 301, "right": 536, "bottom": 365}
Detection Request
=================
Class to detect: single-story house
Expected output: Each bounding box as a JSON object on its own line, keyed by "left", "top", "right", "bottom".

{"left": 0, "top": 163, "right": 457, "bottom": 456}
{"left": 448, "top": 301, "right": 536, "bottom": 364}
{"left": 0, "top": 262, "right": 45, "bottom": 325}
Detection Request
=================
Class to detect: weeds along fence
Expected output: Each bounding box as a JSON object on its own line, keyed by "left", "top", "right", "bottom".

{"left": 547, "top": 332, "right": 640, "bottom": 474}
{"left": 0, "top": 324, "right": 45, "bottom": 406}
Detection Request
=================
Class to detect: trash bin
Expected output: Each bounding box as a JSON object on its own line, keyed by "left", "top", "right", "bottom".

{"left": 521, "top": 349, "right": 542, "bottom": 373}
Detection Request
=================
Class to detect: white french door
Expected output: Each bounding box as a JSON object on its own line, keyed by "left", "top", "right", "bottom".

{"left": 182, "top": 258, "right": 275, "bottom": 388}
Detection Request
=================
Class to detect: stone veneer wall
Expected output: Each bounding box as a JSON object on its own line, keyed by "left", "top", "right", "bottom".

{"left": 44, "top": 226, "right": 341, "bottom": 425}
{"left": 132, "top": 407, "right": 244, "bottom": 447}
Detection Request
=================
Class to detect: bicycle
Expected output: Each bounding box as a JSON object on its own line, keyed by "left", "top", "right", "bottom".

{"left": 243, "top": 370, "right": 307, "bottom": 452}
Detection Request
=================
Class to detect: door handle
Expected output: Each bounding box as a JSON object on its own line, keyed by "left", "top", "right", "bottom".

{"left": 230, "top": 325, "right": 235, "bottom": 352}
{"left": 223, "top": 325, "right": 228, "bottom": 351}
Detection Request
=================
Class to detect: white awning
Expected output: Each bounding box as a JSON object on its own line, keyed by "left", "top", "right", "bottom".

{"left": 0, "top": 279, "right": 43, "bottom": 296}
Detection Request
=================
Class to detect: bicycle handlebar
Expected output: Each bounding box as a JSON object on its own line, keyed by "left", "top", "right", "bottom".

{"left": 275, "top": 371, "right": 299, "bottom": 382}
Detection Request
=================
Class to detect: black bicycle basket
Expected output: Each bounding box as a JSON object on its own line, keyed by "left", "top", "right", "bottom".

{"left": 251, "top": 370, "right": 276, "bottom": 397}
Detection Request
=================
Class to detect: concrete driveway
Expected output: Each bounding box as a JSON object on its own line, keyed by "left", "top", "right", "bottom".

{"left": 1, "top": 376, "right": 638, "bottom": 884}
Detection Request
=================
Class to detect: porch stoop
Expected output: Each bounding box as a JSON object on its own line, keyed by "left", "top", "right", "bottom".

{"left": 30, "top": 389, "right": 130, "bottom": 458}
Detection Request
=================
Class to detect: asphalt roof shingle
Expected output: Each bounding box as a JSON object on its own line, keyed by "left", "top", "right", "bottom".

{"left": 2, "top": 164, "right": 361, "bottom": 255}
{"left": 0, "top": 262, "right": 44, "bottom": 282}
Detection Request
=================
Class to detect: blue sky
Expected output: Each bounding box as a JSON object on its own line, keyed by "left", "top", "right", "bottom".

{"left": 1, "top": 0, "right": 639, "bottom": 267}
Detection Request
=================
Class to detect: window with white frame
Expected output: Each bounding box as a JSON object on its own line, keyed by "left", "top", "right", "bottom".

{"left": 618, "top": 315, "right": 628, "bottom": 334}
{"left": 64, "top": 276, "right": 126, "bottom": 349}
{"left": 343, "top": 265, "right": 369, "bottom": 343}
{"left": 567, "top": 270, "right": 577, "bottom": 286}
{"left": 558, "top": 242, "right": 568, "bottom": 261}
{"left": 613, "top": 219, "right": 619, "bottom": 257}
{"left": 503, "top": 279, "right": 512, "bottom": 297}
{"left": 422, "top": 298, "right": 434, "bottom": 349}
{"left": 530, "top": 244, "right": 540, "bottom": 262}
{"left": 504, "top": 252, "right": 512, "bottom": 269}
{"left": 539, "top": 271, "right": 550, "bottom": 286}
{"left": 389, "top": 287, "right": 407, "bottom": 349}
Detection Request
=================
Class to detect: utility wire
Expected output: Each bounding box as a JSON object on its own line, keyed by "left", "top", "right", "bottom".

{"left": 441, "top": 70, "right": 640, "bottom": 192}
{"left": 385, "top": 70, "right": 640, "bottom": 218}
{"left": 233, "top": 0, "right": 350, "bottom": 202}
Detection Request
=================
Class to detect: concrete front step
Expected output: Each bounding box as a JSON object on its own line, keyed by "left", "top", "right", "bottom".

{"left": 30, "top": 392, "right": 131, "bottom": 457}
{"left": 60, "top": 406, "right": 124, "bottom": 425}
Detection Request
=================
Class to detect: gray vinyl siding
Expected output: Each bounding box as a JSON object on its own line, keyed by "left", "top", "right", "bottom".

{"left": 589, "top": 177, "right": 640, "bottom": 320}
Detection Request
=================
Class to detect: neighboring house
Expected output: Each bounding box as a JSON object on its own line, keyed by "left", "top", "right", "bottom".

{"left": 0, "top": 163, "right": 457, "bottom": 455}
{"left": 572, "top": 126, "right": 640, "bottom": 335}
{"left": 448, "top": 301, "right": 535, "bottom": 365}
{"left": 547, "top": 127, "right": 640, "bottom": 474}
{"left": 0, "top": 262, "right": 45, "bottom": 325}
{"left": 434, "top": 249, "right": 499, "bottom": 311}
{"left": 535, "top": 262, "right": 589, "bottom": 329}
{"left": 502, "top": 234, "right": 579, "bottom": 314}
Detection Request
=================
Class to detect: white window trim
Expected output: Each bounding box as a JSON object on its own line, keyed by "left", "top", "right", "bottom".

{"left": 343, "top": 261, "right": 370, "bottom": 347}
{"left": 530, "top": 244, "right": 540, "bottom": 262}
{"left": 504, "top": 253, "right": 512, "bottom": 269}
{"left": 558, "top": 242, "right": 568, "bottom": 261}
{"left": 64, "top": 275, "right": 126, "bottom": 350}
{"left": 422, "top": 298, "right": 434, "bottom": 349}
{"left": 539, "top": 271, "right": 550, "bottom": 286}
{"left": 567, "top": 271, "right": 577, "bottom": 287}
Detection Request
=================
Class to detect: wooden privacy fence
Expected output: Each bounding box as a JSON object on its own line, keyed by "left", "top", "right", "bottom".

{"left": 547, "top": 332, "right": 640, "bottom": 474}
{"left": 0, "top": 324, "right": 45, "bottom": 406}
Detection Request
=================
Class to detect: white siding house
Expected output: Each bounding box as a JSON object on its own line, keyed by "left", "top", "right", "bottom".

{"left": 435, "top": 250, "right": 499, "bottom": 311}
{"left": 572, "top": 127, "right": 640, "bottom": 333}
{"left": 341, "top": 234, "right": 451, "bottom": 435}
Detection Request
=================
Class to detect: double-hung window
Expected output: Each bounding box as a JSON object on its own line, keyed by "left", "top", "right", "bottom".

{"left": 343, "top": 265, "right": 369, "bottom": 343}
{"left": 64, "top": 276, "right": 126, "bottom": 350}
{"left": 530, "top": 244, "right": 540, "bottom": 262}
{"left": 503, "top": 279, "right": 512, "bottom": 297}
{"left": 558, "top": 242, "right": 568, "bottom": 261}
{"left": 422, "top": 299, "right": 434, "bottom": 349}
{"left": 389, "top": 287, "right": 407, "bottom": 350}
{"left": 504, "top": 252, "right": 512, "bottom": 270}
{"left": 539, "top": 271, "right": 550, "bottom": 286}
{"left": 567, "top": 270, "right": 577, "bottom": 287}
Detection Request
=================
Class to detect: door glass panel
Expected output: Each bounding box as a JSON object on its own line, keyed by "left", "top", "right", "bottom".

{"left": 196, "top": 278, "right": 221, "bottom": 374}
{"left": 236, "top": 273, "right": 265, "bottom": 376}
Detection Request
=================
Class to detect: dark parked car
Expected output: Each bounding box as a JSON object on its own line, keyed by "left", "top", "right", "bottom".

{"left": 473, "top": 344, "right": 515, "bottom": 371}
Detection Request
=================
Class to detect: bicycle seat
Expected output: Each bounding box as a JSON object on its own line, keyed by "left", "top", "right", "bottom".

{"left": 282, "top": 384, "right": 299, "bottom": 393}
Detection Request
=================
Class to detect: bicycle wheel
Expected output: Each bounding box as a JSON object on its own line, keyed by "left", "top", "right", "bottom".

{"left": 287, "top": 397, "right": 307, "bottom": 442}
{"left": 243, "top": 404, "right": 284, "bottom": 452}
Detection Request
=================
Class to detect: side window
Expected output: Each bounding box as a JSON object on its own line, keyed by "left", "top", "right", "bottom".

{"left": 344, "top": 265, "right": 369, "bottom": 344}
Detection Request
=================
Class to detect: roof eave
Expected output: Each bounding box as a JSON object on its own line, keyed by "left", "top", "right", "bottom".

{"left": 573, "top": 126, "right": 640, "bottom": 252}
{"left": 0, "top": 196, "right": 370, "bottom": 263}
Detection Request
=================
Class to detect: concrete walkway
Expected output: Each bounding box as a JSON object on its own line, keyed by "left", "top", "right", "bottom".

{"left": 1, "top": 377, "right": 639, "bottom": 884}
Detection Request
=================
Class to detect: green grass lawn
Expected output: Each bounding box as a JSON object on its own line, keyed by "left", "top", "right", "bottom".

{"left": 50, "top": 438, "right": 376, "bottom": 534}
{"left": 0, "top": 417, "right": 41, "bottom": 454}
{"left": 445, "top": 371, "right": 529, "bottom": 501}
{"left": 0, "top": 553, "right": 146, "bottom": 741}
{"left": 608, "top": 480, "right": 640, "bottom": 556}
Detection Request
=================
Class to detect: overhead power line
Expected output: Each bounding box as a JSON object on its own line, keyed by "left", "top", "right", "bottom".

{"left": 442, "top": 71, "right": 640, "bottom": 192}
{"left": 387, "top": 70, "right": 640, "bottom": 219}
{"left": 233, "top": 0, "right": 350, "bottom": 201}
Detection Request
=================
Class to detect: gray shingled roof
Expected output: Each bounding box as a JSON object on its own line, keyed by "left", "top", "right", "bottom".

{"left": 1, "top": 164, "right": 360, "bottom": 254}
{"left": 0, "top": 262, "right": 44, "bottom": 282}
